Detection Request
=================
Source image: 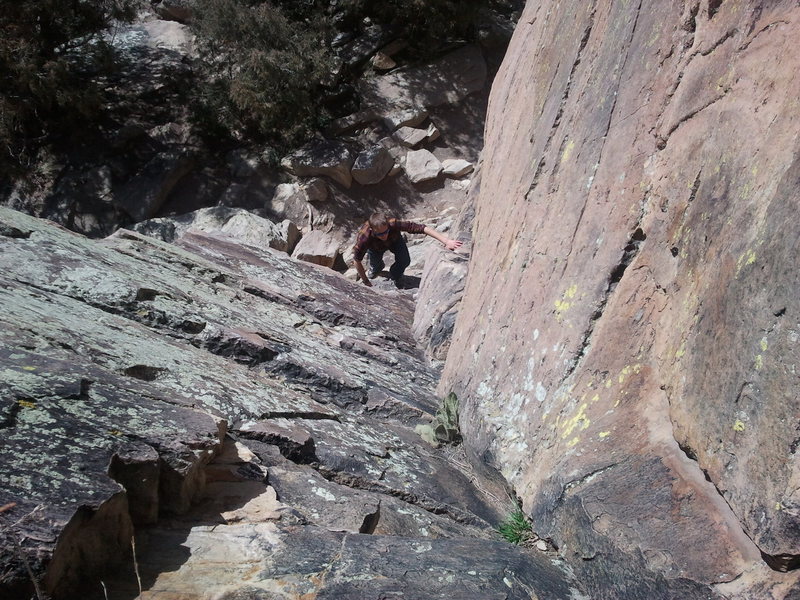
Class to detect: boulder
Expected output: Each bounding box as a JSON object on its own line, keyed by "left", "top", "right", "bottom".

{"left": 404, "top": 149, "right": 442, "bottom": 184}
{"left": 281, "top": 141, "right": 354, "bottom": 189}
{"left": 371, "top": 51, "right": 396, "bottom": 71}
{"left": 351, "top": 146, "right": 394, "bottom": 185}
{"left": 132, "top": 206, "right": 243, "bottom": 243}
{"left": 425, "top": 122, "right": 441, "bottom": 143}
{"left": 220, "top": 212, "right": 301, "bottom": 255}
{"left": 442, "top": 158, "right": 474, "bottom": 177}
{"left": 302, "top": 178, "right": 329, "bottom": 203}
{"left": 291, "top": 229, "right": 341, "bottom": 269}
{"left": 393, "top": 126, "right": 429, "bottom": 148}
{"left": 153, "top": 0, "right": 195, "bottom": 23}
{"left": 384, "top": 107, "right": 430, "bottom": 131}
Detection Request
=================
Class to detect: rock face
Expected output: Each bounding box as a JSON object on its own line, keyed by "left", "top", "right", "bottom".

{"left": 438, "top": 0, "right": 800, "bottom": 597}
{"left": 0, "top": 206, "right": 591, "bottom": 599}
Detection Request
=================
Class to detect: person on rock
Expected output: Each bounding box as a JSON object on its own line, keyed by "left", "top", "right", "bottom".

{"left": 352, "top": 212, "right": 462, "bottom": 288}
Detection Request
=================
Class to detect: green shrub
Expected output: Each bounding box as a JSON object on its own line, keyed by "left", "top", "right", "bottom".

{"left": 415, "top": 392, "right": 461, "bottom": 446}
{"left": 191, "top": 0, "right": 333, "bottom": 146}
{"left": 0, "top": 0, "right": 140, "bottom": 177}
{"left": 497, "top": 508, "right": 533, "bottom": 545}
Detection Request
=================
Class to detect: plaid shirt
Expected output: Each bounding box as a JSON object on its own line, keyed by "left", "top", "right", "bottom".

{"left": 352, "top": 218, "right": 426, "bottom": 261}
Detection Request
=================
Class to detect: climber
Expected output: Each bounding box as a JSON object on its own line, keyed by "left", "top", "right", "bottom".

{"left": 352, "top": 212, "right": 462, "bottom": 288}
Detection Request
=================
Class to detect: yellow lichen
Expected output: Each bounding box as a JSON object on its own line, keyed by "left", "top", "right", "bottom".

{"left": 562, "top": 403, "right": 590, "bottom": 438}
{"left": 733, "top": 420, "right": 746, "bottom": 432}
{"left": 17, "top": 399, "right": 36, "bottom": 408}
{"left": 675, "top": 343, "right": 686, "bottom": 359}
{"left": 735, "top": 249, "right": 757, "bottom": 278}
{"left": 760, "top": 338, "right": 768, "bottom": 352}
{"left": 554, "top": 285, "right": 579, "bottom": 323}
{"left": 599, "top": 431, "right": 610, "bottom": 439}
{"left": 22, "top": 366, "right": 37, "bottom": 371}
{"left": 567, "top": 436, "right": 580, "bottom": 447}
{"left": 754, "top": 355, "right": 763, "bottom": 370}
{"left": 561, "top": 140, "right": 575, "bottom": 164}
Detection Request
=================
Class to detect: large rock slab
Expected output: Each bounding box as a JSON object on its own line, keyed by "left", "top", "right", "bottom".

{"left": 2, "top": 207, "right": 562, "bottom": 599}
{"left": 439, "top": 0, "right": 800, "bottom": 597}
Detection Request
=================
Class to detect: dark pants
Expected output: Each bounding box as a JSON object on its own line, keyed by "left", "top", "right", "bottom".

{"left": 367, "top": 236, "right": 410, "bottom": 280}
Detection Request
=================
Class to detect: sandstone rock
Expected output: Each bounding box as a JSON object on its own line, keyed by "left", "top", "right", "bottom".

{"left": 442, "top": 158, "right": 474, "bottom": 177}
{"left": 281, "top": 140, "right": 354, "bottom": 189}
{"left": 394, "top": 126, "right": 429, "bottom": 148}
{"left": 220, "top": 212, "right": 301, "bottom": 255}
{"left": 302, "top": 177, "right": 328, "bottom": 203}
{"left": 291, "top": 229, "right": 341, "bottom": 269}
{"left": 371, "top": 51, "right": 396, "bottom": 71}
{"left": 384, "top": 107, "right": 430, "bottom": 131}
{"left": 351, "top": 145, "right": 394, "bottom": 185}
{"left": 404, "top": 149, "right": 443, "bottom": 183}
{"left": 425, "top": 121, "right": 441, "bottom": 143}
{"left": 438, "top": 0, "right": 800, "bottom": 597}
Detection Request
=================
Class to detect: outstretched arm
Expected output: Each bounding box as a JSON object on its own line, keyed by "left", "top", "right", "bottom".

{"left": 423, "top": 226, "right": 463, "bottom": 251}
{"left": 354, "top": 258, "right": 372, "bottom": 286}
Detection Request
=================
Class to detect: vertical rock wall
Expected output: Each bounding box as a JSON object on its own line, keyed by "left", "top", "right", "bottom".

{"left": 440, "top": 0, "right": 800, "bottom": 596}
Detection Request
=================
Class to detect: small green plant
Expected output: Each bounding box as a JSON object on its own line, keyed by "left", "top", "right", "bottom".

{"left": 415, "top": 392, "right": 461, "bottom": 446}
{"left": 497, "top": 508, "right": 532, "bottom": 545}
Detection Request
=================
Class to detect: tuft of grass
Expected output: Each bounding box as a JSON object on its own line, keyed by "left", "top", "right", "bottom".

{"left": 497, "top": 508, "right": 533, "bottom": 545}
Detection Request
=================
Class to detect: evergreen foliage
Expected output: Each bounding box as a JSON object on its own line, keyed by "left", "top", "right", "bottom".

{"left": 191, "top": 0, "right": 332, "bottom": 146}
{"left": 0, "top": 0, "right": 140, "bottom": 176}
{"left": 497, "top": 508, "right": 533, "bottom": 545}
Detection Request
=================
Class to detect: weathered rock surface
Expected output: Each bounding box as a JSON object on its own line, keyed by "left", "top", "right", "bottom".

{"left": 291, "top": 229, "right": 341, "bottom": 269}
{"left": 350, "top": 145, "right": 394, "bottom": 185}
{"left": 2, "top": 206, "right": 582, "bottom": 598}
{"left": 329, "top": 44, "right": 487, "bottom": 134}
{"left": 405, "top": 149, "right": 443, "bottom": 183}
{"left": 220, "top": 212, "right": 301, "bottom": 255}
{"left": 442, "top": 158, "right": 474, "bottom": 177}
{"left": 438, "top": 0, "right": 800, "bottom": 597}
{"left": 281, "top": 140, "right": 355, "bottom": 189}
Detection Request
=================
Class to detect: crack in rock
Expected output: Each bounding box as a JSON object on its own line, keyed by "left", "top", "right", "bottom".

{"left": 315, "top": 467, "right": 489, "bottom": 529}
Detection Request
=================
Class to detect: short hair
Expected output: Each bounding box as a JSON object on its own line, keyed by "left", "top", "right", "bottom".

{"left": 368, "top": 212, "right": 389, "bottom": 230}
